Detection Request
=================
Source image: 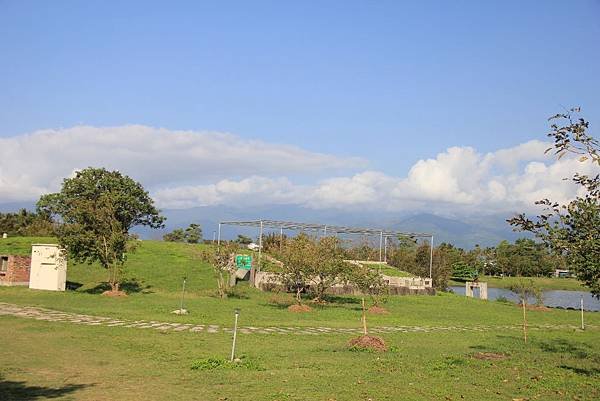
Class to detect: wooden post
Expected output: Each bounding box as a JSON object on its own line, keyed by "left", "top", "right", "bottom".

{"left": 361, "top": 297, "right": 368, "bottom": 335}
{"left": 581, "top": 296, "right": 585, "bottom": 330}
{"left": 522, "top": 299, "right": 528, "bottom": 343}
{"left": 250, "top": 257, "right": 256, "bottom": 287}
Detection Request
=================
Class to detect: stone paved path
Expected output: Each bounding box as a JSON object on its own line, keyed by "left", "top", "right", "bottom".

{"left": 0, "top": 302, "right": 594, "bottom": 336}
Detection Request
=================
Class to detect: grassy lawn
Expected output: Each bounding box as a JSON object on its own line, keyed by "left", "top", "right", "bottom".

{"left": 449, "top": 275, "right": 586, "bottom": 291}
{"left": 374, "top": 263, "right": 414, "bottom": 277}
{"left": 0, "top": 236, "right": 55, "bottom": 255}
{"left": 1, "top": 237, "right": 599, "bottom": 400}
{"left": 1, "top": 317, "right": 599, "bottom": 401}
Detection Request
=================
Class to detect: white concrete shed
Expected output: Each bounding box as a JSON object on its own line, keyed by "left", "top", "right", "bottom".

{"left": 29, "top": 244, "right": 67, "bottom": 291}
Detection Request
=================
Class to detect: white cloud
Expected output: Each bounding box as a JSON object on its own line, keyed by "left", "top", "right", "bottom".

{"left": 154, "top": 176, "right": 307, "bottom": 209}
{"left": 1, "top": 126, "right": 596, "bottom": 214}
{"left": 156, "top": 140, "right": 598, "bottom": 213}
{"left": 0, "top": 125, "right": 364, "bottom": 202}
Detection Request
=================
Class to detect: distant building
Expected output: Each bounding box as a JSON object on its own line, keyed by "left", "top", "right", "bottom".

{"left": 247, "top": 243, "right": 261, "bottom": 251}
{"left": 0, "top": 255, "right": 31, "bottom": 286}
{"left": 554, "top": 269, "right": 572, "bottom": 278}
{"left": 0, "top": 244, "right": 68, "bottom": 291}
{"left": 29, "top": 244, "right": 67, "bottom": 291}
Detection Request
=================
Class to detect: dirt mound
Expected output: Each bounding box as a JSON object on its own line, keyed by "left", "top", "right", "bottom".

{"left": 101, "top": 290, "right": 128, "bottom": 297}
{"left": 368, "top": 306, "right": 389, "bottom": 315}
{"left": 288, "top": 304, "right": 312, "bottom": 313}
{"left": 516, "top": 303, "right": 551, "bottom": 312}
{"left": 472, "top": 352, "right": 508, "bottom": 361}
{"left": 348, "top": 335, "right": 387, "bottom": 352}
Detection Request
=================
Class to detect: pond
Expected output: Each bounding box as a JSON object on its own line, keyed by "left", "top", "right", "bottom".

{"left": 449, "top": 286, "right": 600, "bottom": 312}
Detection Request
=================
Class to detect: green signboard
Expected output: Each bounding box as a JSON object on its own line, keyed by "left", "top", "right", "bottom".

{"left": 235, "top": 255, "right": 252, "bottom": 270}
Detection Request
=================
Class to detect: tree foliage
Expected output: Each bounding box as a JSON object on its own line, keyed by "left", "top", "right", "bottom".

{"left": 386, "top": 240, "right": 457, "bottom": 289}
{"left": 309, "top": 236, "right": 351, "bottom": 302}
{"left": 347, "top": 263, "right": 389, "bottom": 306}
{"left": 451, "top": 261, "right": 478, "bottom": 282}
{"left": 508, "top": 108, "right": 600, "bottom": 297}
{"left": 276, "top": 233, "right": 314, "bottom": 304}
{"left": 275, "top": 234, "right": 353, "bottom": 303}
{"left": 509, "top": 278, "right": 543, "bottom": 306}
{"left": 262, "top": 232, "right": 287, "bottom": 253}
{"left": 37, "top": 167, "right": 165, "bottom": 292}
{"left": 163, "top": 223, "right": 202, "bottom": 243}
{"left": 491, "top": 239, "right": 556, "bottom": 277}
{"left": 0, "top": 209, "right": 56, "bottom": 237}
{"left": 235, "top": 235, "right": 253, "bottom": 245}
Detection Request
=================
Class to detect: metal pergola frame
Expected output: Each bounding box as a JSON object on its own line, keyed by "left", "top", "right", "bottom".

{"left": 217, "top": 219, "right": 434, "bottom": 278}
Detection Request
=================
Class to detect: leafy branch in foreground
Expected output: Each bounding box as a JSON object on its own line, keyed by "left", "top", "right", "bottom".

{"left": 508, "top": 108, "right": 600, "bottom": 297}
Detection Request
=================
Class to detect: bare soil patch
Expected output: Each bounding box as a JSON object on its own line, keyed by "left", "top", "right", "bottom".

{"left": 101, "top": 290, "right": 128, "bottom": 297}
{"left": 516, "top": 304, "right": 551, "bottom": 312}
{"left": 348, "top": 335, "right": 387, "bottom": 352}
{"left": 368, "top": 306, "right": 389, "bottom": 315}
{"left": 472, "top": 352, "right": 508, "bottom": 361}
{"left": 288, "top": 304, "right": 312, "bottom": 313}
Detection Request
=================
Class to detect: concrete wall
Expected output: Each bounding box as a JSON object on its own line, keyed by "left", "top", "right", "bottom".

{"left": 253, "top": 271, "right": 435, "bottom": 296}
{"left": 0, "top": 255, "right": 31, "bottom": 286}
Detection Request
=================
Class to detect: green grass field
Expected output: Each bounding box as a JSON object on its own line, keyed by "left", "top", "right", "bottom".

{"left": 1, "top": 237, "right": 599, "bottom": 400}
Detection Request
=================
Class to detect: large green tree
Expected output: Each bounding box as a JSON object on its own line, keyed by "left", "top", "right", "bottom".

{"left": 37, "top": 167, "right": 165, "bottom": 292}
{"left": 509, "top": 108, "right": 600, "bottom": 296}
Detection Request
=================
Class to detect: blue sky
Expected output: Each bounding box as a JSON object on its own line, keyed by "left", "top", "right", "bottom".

{"left": 0, "top": 1, "right": 599, "bottom": 213}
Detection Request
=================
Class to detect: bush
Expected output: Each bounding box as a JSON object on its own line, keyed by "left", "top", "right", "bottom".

{"left": 190, "top": 356, "right": 263, "bottom": 371}
{"left": 495, "top": 296, "right": 512, "bottom": 304}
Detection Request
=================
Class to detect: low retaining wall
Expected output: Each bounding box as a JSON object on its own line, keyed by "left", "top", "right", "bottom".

{"left": 253, "top": 271, "right": 435, "bottom": 296}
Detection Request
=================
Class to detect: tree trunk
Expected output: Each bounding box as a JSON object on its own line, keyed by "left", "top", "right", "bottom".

{"left": 217, "top": 271, "right": 226, "bottom": 298}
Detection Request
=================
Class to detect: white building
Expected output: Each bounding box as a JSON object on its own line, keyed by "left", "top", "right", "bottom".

{"left": 29, "top": 244, "right": 67, "bottom": 291}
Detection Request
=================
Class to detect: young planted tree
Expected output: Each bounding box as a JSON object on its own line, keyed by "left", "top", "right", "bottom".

{"left": 348, "top": 262, "right": 389, "bottom": 308}
{"left": 510, "top": 278, "right": 543, "bottom": 307}
{"left": 509, "top": 278, "right": 542, "bottom": 343}
{"left": 201, "top": 243, "right": 238, "bottom": 298}
{"left": 277, "top": 234, "right": 314, "bottom": 305}
{"left": 508, "top": 108, "right": 600, "bottom": 297}
{"left": 37, "top": 167, "right": 165, "bottom": 293}
{"left": 309, "top": 236, "right": 351, "bottom": 303}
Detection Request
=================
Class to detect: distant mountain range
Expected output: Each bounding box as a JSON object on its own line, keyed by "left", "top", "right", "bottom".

{"left": 1, "top": 202, "right": 528, "bottom": 249}
{"left": 139, "top": 205, "right": 529, "bottom": 249}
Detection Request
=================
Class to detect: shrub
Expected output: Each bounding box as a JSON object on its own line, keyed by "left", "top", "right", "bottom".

{"left": 190, "top": 356, "right": 263, "bottom": 371}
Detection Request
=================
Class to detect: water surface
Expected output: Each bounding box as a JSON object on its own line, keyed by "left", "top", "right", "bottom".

{"left": 449, "top": 286, "right": 600, "bottom": 312}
